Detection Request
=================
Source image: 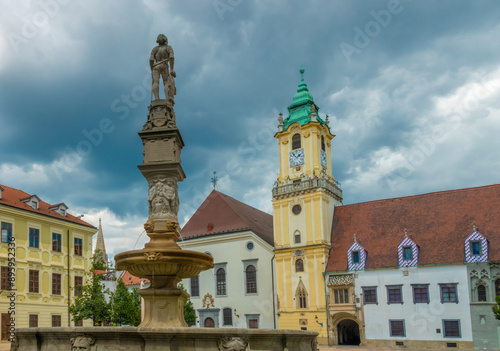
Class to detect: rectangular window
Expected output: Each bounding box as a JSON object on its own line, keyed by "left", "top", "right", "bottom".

{"left": 387, "top": 285, "right": 403, "bottom": 304}
{"left": 190, "top": 275, "right": 199, "bottom": 297}
{"left": 52, "top": 315, "right": 61, "bottom": 327}
{"left": 32, "top": 201, "right": 37, "bottom": 209}
{"left": 362, "top": 287, "right": 377, "bottom": 304}
{"left": 248, "top": 318, "right": 259, "bottom": 329}
{"left": 389, "top": 319, "right": 405, "bottom": 337}
{"left": 334, "top": 288, "right": 349, "bottom": 304}
{"left": 74, "top": 276, "right": 83, "bottom": 297}
{"left": 29, "top": 228, "right": 39, "bottom": 248}
{"left": 403, "top": 246, "right": 413, "bottom": 260}
{"left": 52, "top": 273, "right": 61, "bottom": 295}
{"left": 1, "top": 267, "right": 9, "bottom": 291}
{"left": 223, "top": 308, "right": 232, "bottom": 326}
{"left": 1, "top": 222, "right": 12, "bottom": 242}
{"left": 29, "top": 314, "right": 38, "bottom": 328}
{"left": 74, "top": 238, "right": 83, "bottom": 256}
{"left": 294, "top": 233, "right": 301, "bottom": 244}
{"left": 412, "top": 284, "right": 429, "bottom": 303}
{"left": 443, "top": 320, "right": 461, "bottom": 337}
{"left": 75, "top": 320, "right": 83, "bottom": 327}
{"left": 352, "top": 251, "right": 360, "bottom": 264}
{"left": 470, "top": 241, "right": 481, "bottom": 256}
{"left": 52, "top": 233, "right": 62, "bottom": 252}
{"left": 440, "top": 283, "right": 458, "bottom": 303}
{"left": 29, "top": 270, "right": 39, "bottom": 293}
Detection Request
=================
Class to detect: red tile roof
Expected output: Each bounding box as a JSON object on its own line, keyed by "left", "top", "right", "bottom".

{"left": 0, "top": 184, "right": 95, "bottom": 228}
{"left": 326, "top": 184, "right": 500, "bottom": 272}
{"left": 120, "top": 271, "right": 149, "bottom": 286}
{"left": 181, "top": 190, "right": 274, "bottom": 245}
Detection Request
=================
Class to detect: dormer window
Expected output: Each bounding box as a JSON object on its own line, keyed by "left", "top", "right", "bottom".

{"left": 398, "top": 231, "right": 419, "bottom": 267}
{"left": 403, "top": 246, "right": 413, "bottom": 261}
{"left": 48, "top": 203, "right": 69, "bottom": 217}
{"left": 32, "top": 201, "right": 38, "bottom": 209}
{"left": 59, "top": 209, "right": 66, "bottom": 216}
{"left": 352, "top": 251, "right": 360, "bottom": 264}
{"left": 465, "top": 225, "right": 488, "bottom": 263}
{"left": 347, "top": 238, "right": 366, "bottom": 271}
{"left": 20, "top": 195, "right": 42, "bottom": 211}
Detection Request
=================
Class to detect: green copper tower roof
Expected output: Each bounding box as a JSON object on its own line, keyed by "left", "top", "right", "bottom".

{"left": 282, "top": 67, "right": 325, "bottom": 131}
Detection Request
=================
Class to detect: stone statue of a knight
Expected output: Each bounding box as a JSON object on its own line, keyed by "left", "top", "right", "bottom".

{"left": 150, "top": 34, "right": 176, "bottom": 103}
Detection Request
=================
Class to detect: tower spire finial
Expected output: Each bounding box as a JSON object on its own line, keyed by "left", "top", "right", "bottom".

{"left": 404, "top": 228, "right": 408, "bottom": 237}
{"left": 211, "top": 171, "right": 218, "bottom": 190}
{"left": 300, "top": 66, "right": 305, "bottom": 81}
{"left": 473, "top": 222, "right": 477, "bottom": 232}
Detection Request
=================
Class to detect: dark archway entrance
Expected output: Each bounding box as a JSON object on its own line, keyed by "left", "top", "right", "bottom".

{"left": 337, "top": 319, "right": 360, "bottom": 345}
{"left": 204, "top": 317, "right": 215, "bottom": 328}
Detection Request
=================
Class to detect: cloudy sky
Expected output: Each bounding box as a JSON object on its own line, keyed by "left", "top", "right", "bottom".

{"left": 1, "top": 0, "right": 500, "bottom": 259}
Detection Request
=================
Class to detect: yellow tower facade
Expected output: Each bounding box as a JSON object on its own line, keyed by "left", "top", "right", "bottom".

{"left": 272, "top": 69, "right": 342, "bottom": 344}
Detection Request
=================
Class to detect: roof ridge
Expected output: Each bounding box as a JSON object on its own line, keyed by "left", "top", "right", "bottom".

{"left": 341, "top": 183, "right": 500, "bottom": 208}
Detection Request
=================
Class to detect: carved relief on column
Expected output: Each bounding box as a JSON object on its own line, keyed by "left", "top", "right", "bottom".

{"left": 142, "top": 137, "right": 181, "bottom": 164}
{"left": 148, "top": 176, "right": 179, "bottom": 221}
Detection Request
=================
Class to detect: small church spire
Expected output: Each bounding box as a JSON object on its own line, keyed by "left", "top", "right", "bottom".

{"left": 95, "top": 218, "right": 108, "bottom": 266}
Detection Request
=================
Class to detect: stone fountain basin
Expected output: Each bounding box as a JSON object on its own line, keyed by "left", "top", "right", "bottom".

{"left": 114, "top": 249, "right": 213, "bottom": 279}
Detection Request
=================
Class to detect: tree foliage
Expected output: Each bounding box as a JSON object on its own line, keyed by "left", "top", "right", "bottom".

{"left": 492, "top": 295, "right": 500, "bottom": 320}
{"left": 69, "top": 253, "right": 111, "bottom": 326}
{"left": 179, "top": 283, "right": 196, "bottom": 326}
{"left": 111, "top": 279, "right": 141, "bottom": 326}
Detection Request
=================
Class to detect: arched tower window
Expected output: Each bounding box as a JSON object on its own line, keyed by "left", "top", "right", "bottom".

{"left": 478, "top": 285, "right": 487, "bottom": 302}
{"left": 295, "top": 259, "right": 304, "bottom": 272}
{"left": 292, "top": 133, "right": 301, "bottom": 150}
{"left": 245, "top": 265, "right": 257, "bottom": 294}
{"left": 294, "top": 230, "right": 301, "bottom": 244}
{"left": 321, "top": 135, "right": 325, "bottom": 151}
{"left": 216, "top": 268, "right": 226, "bottom": 295}
{"left": 295, "top": 280, "right": 308, "bottom": 309}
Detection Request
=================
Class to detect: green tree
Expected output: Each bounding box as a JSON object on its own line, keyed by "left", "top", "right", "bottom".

{"left": 492, "top": 295, "right": 500, "bottom": 320}
{"left": 111, "top": 279, "right": 141, "bottom": 326}
{"left": 179, "top": 283, "right": 196, "bottom": 326}
{"left": 69, "top": 253, "right": 111, "bottom": 326}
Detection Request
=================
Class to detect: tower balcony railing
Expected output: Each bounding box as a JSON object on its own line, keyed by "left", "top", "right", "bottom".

{"left": 272, "top": 176, "right": 343, "bottom": 200}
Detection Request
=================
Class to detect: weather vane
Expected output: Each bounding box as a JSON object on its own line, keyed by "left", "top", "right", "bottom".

{"left": 211, "top": 171, "right": 218, "bottom": 190}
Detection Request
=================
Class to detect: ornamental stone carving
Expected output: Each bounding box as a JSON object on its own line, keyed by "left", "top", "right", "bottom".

{"left": 144, "top": 252, "right": 161, "bottom": 261}
{"left": 70, "top": 335, "right": 96, "bottom": 351}
{"left": 311, "top": 338, "right": 319, "bottom": 351}
{"left": 148, "top": 177, "right": 179, "bottom": 220}
{"left": 218, "top": 336, "right": 249, "bottom": 351}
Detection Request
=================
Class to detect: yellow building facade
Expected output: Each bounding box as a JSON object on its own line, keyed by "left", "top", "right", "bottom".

{"left": 272, "top": 69, "right": 342, "bottom": 344}
{"left": 0, "top": 185, "right": 96, "bottom": 338}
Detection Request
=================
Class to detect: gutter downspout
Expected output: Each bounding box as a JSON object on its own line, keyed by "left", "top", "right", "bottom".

{"left": 271, "top": 255, "right": 276, "bottom": 329}
{"left": 67, "top": 229, "right": 71, "bottom": 327}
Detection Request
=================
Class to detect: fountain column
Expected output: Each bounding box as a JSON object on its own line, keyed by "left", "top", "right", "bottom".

{"left": 115, "top": 34, "right": 213, "bottom": 328}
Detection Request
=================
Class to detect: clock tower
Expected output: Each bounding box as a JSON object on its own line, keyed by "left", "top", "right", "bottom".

{"left": 272, "top": 68, "right": 342, "bottom": 344}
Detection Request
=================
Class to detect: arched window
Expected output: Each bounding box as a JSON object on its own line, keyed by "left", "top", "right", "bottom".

{"left": 294, "top": 231, "right": 301, "bottom": 244}
{"left": 295, "top": 259, "right": 304, "bottom": 272}
{"left": 321, "top": 136, "right": 325, "bottom": 151}
{"left": 223, "top": 308, "right": 232, "bottom": 326}
{"left": 496, "top": 279, "right": 500, "bottom": 296}
{"left": 292, "top": 133, "right": 301, "bottom": 150}
{"left": 246, "top": 265, "right": 257, "bottom": 294}
{"left": 296, "top": 281, "right": 308, "bottom": 309}
{"left": 478, "top": 285, "right": 487, "bottom": 302}
{"left": 216, "top": 268, "right": 226, "bottom": 296}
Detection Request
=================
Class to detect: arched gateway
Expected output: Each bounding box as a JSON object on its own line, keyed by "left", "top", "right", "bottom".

{"left": 337, "top": 319, "right": 360, "bottom": 345}
{"left": 204, "top": 317, "right": 215, "bottom": 328}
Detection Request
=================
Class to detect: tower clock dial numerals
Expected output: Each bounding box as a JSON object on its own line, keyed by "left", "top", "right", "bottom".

{"left": 289, "top": 148, "right": 305, "bottom": 167}
{"left": 321, "top": 150, "right": 327, "bottom": 168}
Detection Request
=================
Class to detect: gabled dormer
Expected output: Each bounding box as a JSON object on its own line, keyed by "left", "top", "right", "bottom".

{"left": 48, "top": 203, "right": 69, "bottom": 217}
{"left": 398, "top": 229, "right": 419, "bottom": 267}
{"left": 347, "top": 234, "right": 366, "bottom": 271}
{"left": 0, "top": 186, "right": 3, "bottom": 200}
{"left": 465, "top": 223, "right": 488, "bottom": 263}
{"left": 20, "top": 194, "right": 42, "bottom": 210}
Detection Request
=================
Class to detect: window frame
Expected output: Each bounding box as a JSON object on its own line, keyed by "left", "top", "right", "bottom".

{"left": 470, "top": 241, "right": 482, "bottom": 256}
{"left": 74, "top": 237, "right": 83, "bottom": 256}
{"left": 292, "top": 133, "right": 301, "bottom": 150}
{"left": 412, "top": 284, "right": 430, "bottom": 304}
{"left": 245, "top": 265, "right": 257, "bottom": 294}
{"left": 294, "top": 232, "right": 301, "bottom": 244}
{"left": 52, "top": 315, "right": 62, "bottom": 327}
{"left": 74, "top": 276, "right": 83, "bottom": 297}
{"left": 321, "top": 135, "right": 326, "bottom": 151}
{"left": 386, "top": 285, "right": 403, "bottom": 304}
{"left": 29, "top": 314, "right": 38, "bottom": 328}
{"left": 403, "top": 246, "right": 413, "bottom": 261}
{"left": 52, "top": 273, "right": 62, "bottom": 295}
{"left": 1, "top": 222, "right": 12, "bottom": 243}
{"left": 443, "top": 319, "right": 461, "bottom": 338}
{"left": 190, "top": 275, "right": 200, "bottom": 298}
{"left": 1, "top": 266, "right": 9, "bottom": 291}
{"left": 439, "top": 283, "right": 459, "bottom": 303}
{"left": 216, "top": 267, "right": 227, "bottom": 296}
{"left": 222, "top": 308, "right": 232, "bottom": 326}
{"left": 52, "top": 233, "right": 62, "bottom": 252}
{"left": 295, "top": 259, "right": 304, "bottom": 272}
{"left": 389, "top": 319, "right": 406, "bottom": 337}
{"left": 352, "top": 251, "right": 360, "bottom": 264}
{"left": 333, "top": 288, "right": 350, "bottom": 304}
{"left": 29, "top": 270, "right": 39, "bottom": 293}
{"left": 477, "top": 285, "right": 487, "bottom": 302}
{"left": 362, "top": 286, "right": 378, "bottom": 304}
{"left": 29, "top": 228, "right": 39, "bottom": 248}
